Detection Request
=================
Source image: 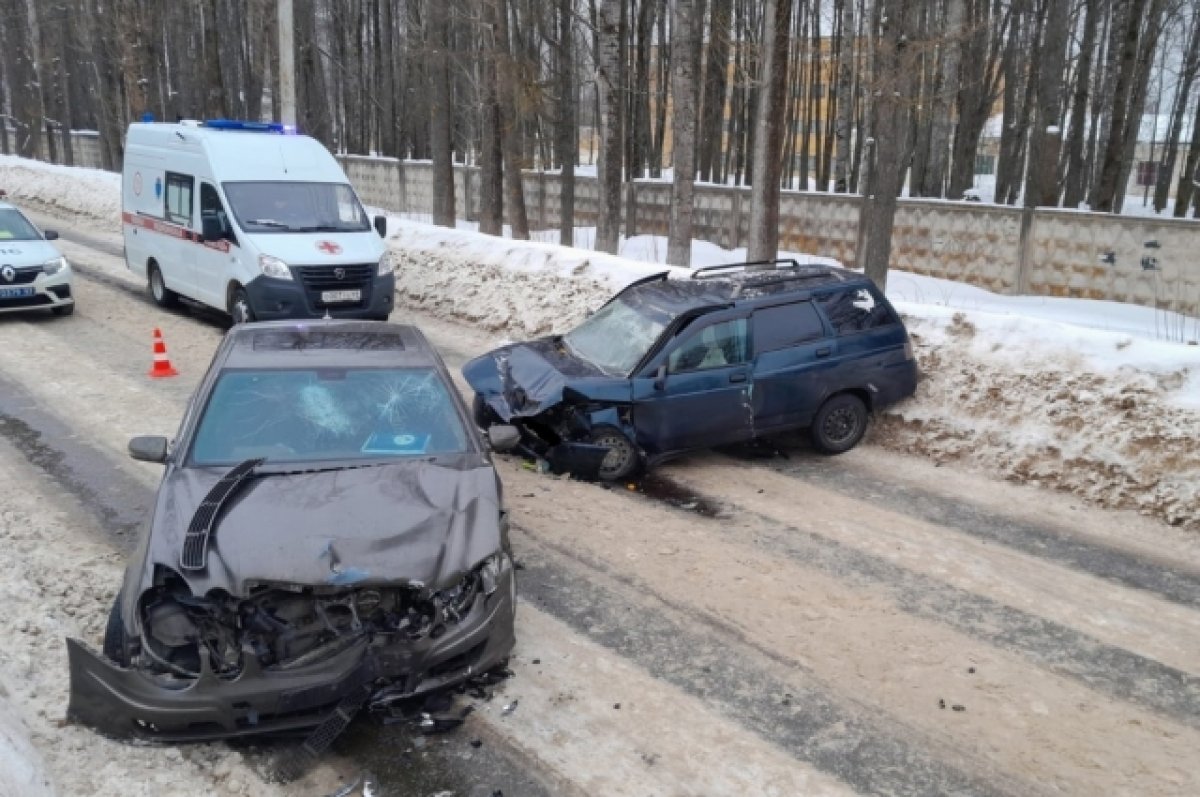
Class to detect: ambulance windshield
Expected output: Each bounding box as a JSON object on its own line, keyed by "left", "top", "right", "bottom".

{"left": 223, "top": 182, "right": 371, "bottom": 234}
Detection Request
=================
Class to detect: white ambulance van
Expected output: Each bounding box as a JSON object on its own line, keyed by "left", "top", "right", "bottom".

{"left": 122, "top": 119, "right": 394, "bottom": 322}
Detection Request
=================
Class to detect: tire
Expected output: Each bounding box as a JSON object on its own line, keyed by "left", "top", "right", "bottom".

{"left": 229, "top": 285, "right": 255, "bottom": 325}
{"left": 102, "top": 593, "right": 130, "bottom": 667}
{"left": 810, "top": 393, "right": 869, "bottom": 455}
{"left": 51, "top": 303, "right": 75, "bottom": 316}
{"left": 148, "top": 264, "right": 179, "bottom": 308}
{"left": 590, "top": 426, "right": 640, "bottom": 482}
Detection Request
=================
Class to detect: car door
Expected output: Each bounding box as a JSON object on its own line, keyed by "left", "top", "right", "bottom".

{"left": 750, "top": 300, "right": 837, "bottom": 430}
{"left": 631, "top": 316, "right": 753, "bottom": 455}
{"left": 813, "top": 286, "right": 905, "bottom": 391}
{"left": 192, "top": 182, "right": 238, "bottom": 308}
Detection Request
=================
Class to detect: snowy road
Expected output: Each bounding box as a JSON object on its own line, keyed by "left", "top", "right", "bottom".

{"left": 2, "top": 209, "right": 1200, "bottom": 796}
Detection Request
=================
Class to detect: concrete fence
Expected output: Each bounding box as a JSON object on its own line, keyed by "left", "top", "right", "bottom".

{"left": 4, "top": 129, "right": 1196, "bottom": 318}
{"left": 339, "top": 155, "right": 1200, "bottom": 319}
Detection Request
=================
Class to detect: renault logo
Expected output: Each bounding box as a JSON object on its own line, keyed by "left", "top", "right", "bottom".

{"left": 0, "top": 266, "right": 14, "bottom": 283}
{"left": 333, "top": 267, "right": 346, "bottom": 280}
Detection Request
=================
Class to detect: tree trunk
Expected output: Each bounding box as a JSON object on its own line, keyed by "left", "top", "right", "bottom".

{"left": 1155, "top": 9, "right": 1200, "bottom": 213}
{"left": 1, "top": 0, "right": 46, "bottom": 159}
{"left": 1093, "top": 0, "right": 1148, "bottom": 212}
{"left": 1172, "top": 93, "right": 1200, "bottom": 216}
{"left": 922, "top": 0, "right": 964, "bottom": 197}
{"left": 698, "top": 0, "right": 732, "bottom": 183}
{"left": 479, "top": 0, "right": 504, "bottom": 235}
{"left": 1062, "top": 0, "right": 1100, "bottom": 207}
{"left": 1111, "top": 0, "right": 1167, "bottom": 213}
{"left": 594, "top": 0, "right": 623, "bottom": 253}
{"left": 745, "top": 0, "right": 792, "bottom": 261}
{"left": 429, "top": 0, "right": 456, "bottom": 227}
{"left": 667, "top": 0, "right": 702, "bottom": 267}
{"left": 556, "top": 0, "right": 577, "bottom": 245}
{"left": 860, "top": 0, "right": 918, "bottom": 289}
{"left": 495, "top": 0, "right": 529, "bottom": 238}
{"left": 1023, "top": 0, "right": 1071, "bottom": 207}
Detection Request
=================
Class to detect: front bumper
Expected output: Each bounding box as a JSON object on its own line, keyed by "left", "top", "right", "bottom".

{"left": 0, "top": 268, "right": 73, "bottom": 315}
{"left": 244, "top": 271, "right": 394, "bottom": 321}
{"left": 66, "top": 562, "right": 516, "bottom": 742}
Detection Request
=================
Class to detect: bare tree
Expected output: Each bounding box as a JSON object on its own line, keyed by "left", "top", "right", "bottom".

{"left": 745, "top": 0, "right": 792, "bottom": 261}
{"left": 1155, "top": 4, "right": 1200, "bottom": 212}
{"left": 698, "top": 0, "right": 733, "bottom": 183}
{"left": 495, "top": 0, "right": 529, "bottom": 238}
{"left": 594, "top": 0, "right": 623, "bottom": 254}
{"left": 1, "top": 0, "right": 46, "bottom": 158}
{"left": 429, "top": 0, "right": 456, "bottom": 227}
{"left": 1062, "top": 0, "right": 1101, "bottom": 207}
{"left": 667, "top": 0, "right": 702, "bottom": 267}
{"left": 921, "top": 0, "right": 964, "bottom": 197}
{"left": 1023, "top": 0, "right": 1071, "bottom": 207}
{"left": 556, "top": 0, "right": 577, "bottom": 245}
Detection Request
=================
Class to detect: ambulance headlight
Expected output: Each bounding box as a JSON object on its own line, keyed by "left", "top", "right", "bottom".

{"left": 377, "top": 251, "right": 395, "bottom": 277}
{"left": 41, "top": 256, "right": 68, "bottom": 276}
{"left": 258, "top": 254, "right": 293, "bottom": 280}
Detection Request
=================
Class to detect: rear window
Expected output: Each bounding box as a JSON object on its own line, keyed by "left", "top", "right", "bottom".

{"left": 815, "top": 287, "right": 896, "bottom": 335}
{"left": 190, "top": 367, "right": 468, "bottom": 466}
{"left": 753, "top": 302, "right": 825, "bottom": 354}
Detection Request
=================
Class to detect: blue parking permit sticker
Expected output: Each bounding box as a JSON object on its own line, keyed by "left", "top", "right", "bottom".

{"left": 361, "top": 432, "right": 430, "bottom": 455}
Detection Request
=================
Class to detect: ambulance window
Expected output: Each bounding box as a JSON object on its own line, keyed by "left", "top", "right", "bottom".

{"left": 165, "top": 172, "right": 194, "bottom": 226}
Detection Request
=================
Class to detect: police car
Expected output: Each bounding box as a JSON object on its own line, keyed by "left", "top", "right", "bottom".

{"left": 0, "top": 194, "right": 74, "bottom": 317}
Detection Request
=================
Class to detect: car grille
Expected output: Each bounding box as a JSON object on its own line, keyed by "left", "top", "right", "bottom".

{"left": 293, "top": 264, "right": 375, "bottom": 309}
{"left": 0, "top": 266, "right": 43, "bottom": 285}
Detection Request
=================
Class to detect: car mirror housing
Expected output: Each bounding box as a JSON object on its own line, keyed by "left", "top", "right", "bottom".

{"left": 200, "top": 216, "right": 225, "bottom": 243}
{"left": 128, "top": 435, "right": 169, "bottom": 463}
{"left": 43, "top": 229, "right": 59, "bottom": 240}
{"left": 487, "top": 425, "right": 521, "bottom": 453}
{"left": 374, "top": 215, "right": 387, "bottom": 238}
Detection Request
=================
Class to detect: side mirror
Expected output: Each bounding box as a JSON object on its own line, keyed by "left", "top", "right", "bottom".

{"left": 373, "top": 215, "right": 387, "bottom": 238}
{"left": 128, "top": 435, "right": 169, "bottom": 463}
{"left": 43, "top": 230, "right": 59, "bottom": 241}
{"left": 653, "top": 363, "right": 667, "bottom": 391}
{"left": 201, "top": 215, "right": 224, "bottom": 242}
{"left": 486, "top": 425, "right": 521, "bottom": 453}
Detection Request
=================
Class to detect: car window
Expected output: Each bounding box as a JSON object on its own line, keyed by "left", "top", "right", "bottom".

{"left": 815, "top": 287, "right": 895, "bottom": 335}
{"left": 753, "top": 301, "right": 825, "bottom": 354}
{"left": 165, "top": 172, "right": 194, "bottom": 227}
{"left": 0, "top": 208, "right": 41, "bottom": 241}
{"left": 668, "top": 318, "right": 748, "bottom": 373}
{"left": 200, "top": 183, "right": 233, "bottom": 240}
{"left": 190, "top": 367, "right": 469, "bottom": 466}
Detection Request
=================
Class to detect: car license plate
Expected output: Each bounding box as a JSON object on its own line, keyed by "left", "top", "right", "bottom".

{"left": 0, "top": 287, "right": 34, "bottom": 299}
{"left": 320, "top": 289, "right": 361, "bottom": 303}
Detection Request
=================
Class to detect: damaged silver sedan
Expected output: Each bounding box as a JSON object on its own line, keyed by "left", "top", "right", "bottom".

{"left": 67, "top": 321, "right": 519, "bottom": 741}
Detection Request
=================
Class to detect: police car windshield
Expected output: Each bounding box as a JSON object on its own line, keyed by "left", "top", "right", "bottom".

{"left": 190, "top": 366, "right": 470, "bottom": 467}
{"left": 0, "top": 208, "right": 43, "bottom": 241}
{"left": 222, "top": 182, "right": 371, "bottom": 234}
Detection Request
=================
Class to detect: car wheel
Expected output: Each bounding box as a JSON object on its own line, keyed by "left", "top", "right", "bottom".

{"left": 102, "top": 593, "right": 130, "bottom": 667}
{"left": 590, "top": 426, "right": 640, "bottom": 482}
{"left": 51, "top": 303, "right": 75, "bottom": 316}
{"left": 810, "top": 393, "right": 868, "bottom": 455}
{"left": 148, "top": 265, "right": 179, "bottom": 308}
{"left": 229, "top": 286, "right": 254, "bottom": 324}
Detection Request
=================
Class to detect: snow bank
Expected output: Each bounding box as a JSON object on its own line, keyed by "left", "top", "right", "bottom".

{"left": 0, "top": 155, "right": 120, "bottom": 222}
{"left": 0, "top": 694, "right": 54, "bottom": 797}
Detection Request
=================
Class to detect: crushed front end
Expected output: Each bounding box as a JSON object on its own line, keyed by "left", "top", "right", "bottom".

{"left": 67, "top": 555, "right": 516, "bottom": 741}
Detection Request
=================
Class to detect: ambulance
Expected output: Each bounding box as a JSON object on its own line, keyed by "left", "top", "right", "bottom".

{"left": 122, "top": 120, "right": 394, "bottom": 322}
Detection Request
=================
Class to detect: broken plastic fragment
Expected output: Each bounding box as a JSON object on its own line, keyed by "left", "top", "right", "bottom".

{"left": 501, "top": 700, "right": 519, "bottom": 716}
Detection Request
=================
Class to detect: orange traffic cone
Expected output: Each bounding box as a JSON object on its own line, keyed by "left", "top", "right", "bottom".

{"left": 148, "top": 328, "right": 179, "bottom": 378}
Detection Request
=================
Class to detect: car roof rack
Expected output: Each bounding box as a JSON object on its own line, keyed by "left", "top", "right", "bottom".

{"left": 691, "top": 259, "right": 846, "bottom": 297}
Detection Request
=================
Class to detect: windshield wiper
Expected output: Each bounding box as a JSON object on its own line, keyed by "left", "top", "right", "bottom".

{"left": 287, "top": 224, "right": 354, "bottom": 233}
{"left": 244, "top": 218, "right": 291, "bottom": 229}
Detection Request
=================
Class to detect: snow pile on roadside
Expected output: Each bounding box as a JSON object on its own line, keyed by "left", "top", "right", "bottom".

{"left": 0, "top": 155, "right": 120, "bottom": 222}
{"left": 388, "top": 219, "right": 1200, "bottom": 529}
{"left": 0, "top": 694, "right": 54, "bottom": 797}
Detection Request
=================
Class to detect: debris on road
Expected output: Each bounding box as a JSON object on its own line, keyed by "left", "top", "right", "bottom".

{"left": 501, "top": 700, "right": 519, "bottom": 716}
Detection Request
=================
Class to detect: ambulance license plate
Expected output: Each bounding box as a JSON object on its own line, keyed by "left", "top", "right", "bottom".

{"left": 0, "top": 287, "right": 34, "bottom": 298}
{"left": 320, "top": 289, "right": 361, "bottom": 303}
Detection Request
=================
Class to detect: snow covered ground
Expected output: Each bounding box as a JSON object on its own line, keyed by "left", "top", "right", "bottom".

{"left": 3, "top": 155, "right": 1199, "bottom": 529}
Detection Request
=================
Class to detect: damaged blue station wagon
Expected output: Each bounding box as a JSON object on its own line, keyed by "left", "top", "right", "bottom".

{"left": 464, "top": 260, "right": 918, "bottom": 481}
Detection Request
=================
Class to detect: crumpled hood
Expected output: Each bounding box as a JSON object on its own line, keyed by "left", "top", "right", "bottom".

{"left": 463, "top": 338, "right": 607, "bottom": 421}
{"left": 145, "top": 456, "right": 502, "bottom": 595}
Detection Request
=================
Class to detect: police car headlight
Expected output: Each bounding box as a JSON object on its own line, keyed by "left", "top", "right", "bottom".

{"left": 377, "top": 251, "right": 395, "bottom": 277}
{"left": 258, "top": 254, "right": 293, "bottom": 280}
{"left": 41, "top": 256, "right": 67, "bottom": 276}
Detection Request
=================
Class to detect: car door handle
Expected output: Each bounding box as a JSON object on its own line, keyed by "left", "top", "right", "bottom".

{"left": 729, "top": 371, "right": 747, "bottom": 383}
{"left": 816, "top": 347, "right": 832, "bottom": 358}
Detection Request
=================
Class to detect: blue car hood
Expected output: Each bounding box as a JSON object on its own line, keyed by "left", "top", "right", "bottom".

{"left": 463, "top": 338, "right": 609, "bottom": 421}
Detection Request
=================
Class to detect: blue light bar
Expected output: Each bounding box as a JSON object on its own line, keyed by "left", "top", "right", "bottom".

{"left": 202, "top": 119, "right": 285, "bottom": 133}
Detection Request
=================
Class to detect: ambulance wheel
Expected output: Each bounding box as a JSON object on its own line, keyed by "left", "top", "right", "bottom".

{"left": 229, "top": 286, "right": 255, "bottom": 325}
{"left": 148, "top": 264, "right": 179, "bottom": 308}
